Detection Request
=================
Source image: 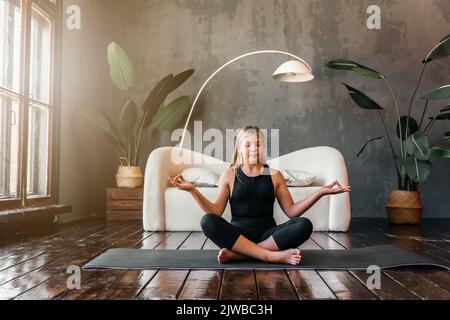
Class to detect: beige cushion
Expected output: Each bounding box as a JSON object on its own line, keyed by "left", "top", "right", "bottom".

{"left": 181, "top": 167, "right": 219, "bottom": 187}
{"left": 280, "top": 169, "right": 316, "bottom": 187}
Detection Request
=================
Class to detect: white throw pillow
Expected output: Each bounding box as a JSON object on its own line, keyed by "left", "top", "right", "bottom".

{"left": 280, "top": 169, "right": 316, "bottom": 187}
{"left": 180, "top": 167, "right": 219, "bottom": 187}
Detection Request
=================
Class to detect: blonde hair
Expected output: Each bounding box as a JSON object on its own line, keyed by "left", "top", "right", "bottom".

{"left": 230, "top": 126, "right": 268, "bottom": 184}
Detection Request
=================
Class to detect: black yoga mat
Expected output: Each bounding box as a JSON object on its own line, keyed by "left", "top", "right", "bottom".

{"left": 82, "top": 244, "right": 449, "bottom": 271}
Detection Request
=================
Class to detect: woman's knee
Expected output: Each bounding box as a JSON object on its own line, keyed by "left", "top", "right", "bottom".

{"left": 200, "top": 213, "right": 221, "bottom": 233}
{"left": 302, "top": 217, "right": 314, "bottom": 234}
{"left": 292, "top": 217, "right": 313, "bottom": 236}
{"left": 271, "top": 217, "right": 313, "bottom": 250}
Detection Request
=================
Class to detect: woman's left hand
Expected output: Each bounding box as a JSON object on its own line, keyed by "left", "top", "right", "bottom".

{"left": 319, "top": 180, "right": 351, "bottom": 196}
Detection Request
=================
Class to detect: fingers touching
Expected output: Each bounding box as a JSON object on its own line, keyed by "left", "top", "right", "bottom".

{"left": 166, "top": 174, "right": 182, "bottom": 189}
{"left": 327, "top": 180, "right": 338, "bottom": 188}
{"left": 326, "top": 180, "right": 351, "bottom": 194}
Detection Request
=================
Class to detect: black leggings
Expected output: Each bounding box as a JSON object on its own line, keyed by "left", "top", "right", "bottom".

{"left": 200, "top": 213, "right": 313, "bottom": 251}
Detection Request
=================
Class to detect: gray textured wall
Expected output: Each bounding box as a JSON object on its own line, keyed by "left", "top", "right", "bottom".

{"left": 60, "top": 0, "right": 450, "bottom": 221}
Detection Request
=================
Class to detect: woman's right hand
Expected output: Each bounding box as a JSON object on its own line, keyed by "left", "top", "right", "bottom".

{"left": 166, "top": 174, "right": 195, "bottom": 192}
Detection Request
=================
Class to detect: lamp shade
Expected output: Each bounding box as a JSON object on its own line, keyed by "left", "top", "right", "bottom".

{"left": 272, "top": 60, "right": 314, "bottom": 82}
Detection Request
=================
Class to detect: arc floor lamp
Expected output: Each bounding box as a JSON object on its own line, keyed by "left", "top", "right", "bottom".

{"left": 178, "top": 50, "right": 314, "bottom": 150}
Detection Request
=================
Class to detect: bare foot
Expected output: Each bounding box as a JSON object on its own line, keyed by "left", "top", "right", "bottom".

{"left": 217, "top": 248, "right": 248, "bottom": 264}
{"left": 268, "top": 248, "right": 302, "bottom": 265}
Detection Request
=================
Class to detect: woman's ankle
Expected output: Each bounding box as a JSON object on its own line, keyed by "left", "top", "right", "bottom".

{"left": 260, "top": 249, "right": 273, "bottom": 262}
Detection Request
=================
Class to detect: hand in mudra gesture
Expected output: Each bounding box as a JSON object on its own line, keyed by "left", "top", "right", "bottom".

{"left": 166, "top": 174, "right": 195, "bottom": 192}
{"left": 320, "top": 180, "right": 351, "bottom": 196}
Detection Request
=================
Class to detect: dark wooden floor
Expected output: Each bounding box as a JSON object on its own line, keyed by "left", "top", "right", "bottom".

{"left": 0, "top": 218, "right": 449, "bottom": 300}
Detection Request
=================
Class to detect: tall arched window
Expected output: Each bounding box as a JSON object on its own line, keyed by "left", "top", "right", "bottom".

{"left": 0, "top": 0, "right": 61, "bottom": 209}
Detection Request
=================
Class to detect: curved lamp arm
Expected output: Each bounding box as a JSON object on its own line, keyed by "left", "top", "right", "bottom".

{"left": 178, "top": 50, "right": 312, "bottom": 150}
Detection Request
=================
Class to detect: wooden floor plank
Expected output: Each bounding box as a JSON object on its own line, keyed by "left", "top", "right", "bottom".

{"left": 137, "top": 232, "right": 192, "bottom": 300}
{"left": 219, "top": 270, "right": 258, "bottom": 300}
{"left": 27, "top": 223, "right": 143, "bottom": 300}
{"left": 383, "top": 270, "right": 450, "bottom": 300}
{"left": 2, "top": 222, "right": 137, "bottom": 300}
{"left": 318, "top": 271, "right": 377, "bottom": 300}
{"left": 287, "top": 270, "right": 336, "bottom": 300}
{"left": 287, "top": 235, "right": 336, "bottom": 299}
{"left": 0, "top": 223, "right": 105, "bottom": 271}
{"left": 298, "top": 238, "right": 321, "bottom": 250}
{"left": 179, "top": 270, "right": 222, "bottom": 300}
{"left": 179, "top": 232, "right": 207, "bottom": 250}
{"left": 354, "top": 218, "right": 450, "bottom": 265}
{"left": 203, "top": 239, "right": 220, "bottom": 250}
{"left": 352, "top": 219, "right": 450, "bottom": 265}
{"left": 0, "top": 220, "right": 104, "bottom": 254}
{"left": 138, "top": 269, "right": 190, "bottom": 300}
{"left": 179, "top": 233, "right": 222, "bottom": 300}
{"left": 255, "top": 270, "right": 298, "bottom": 300}
{"left": 0, "top": 222, "right": 117, "bottom": 289}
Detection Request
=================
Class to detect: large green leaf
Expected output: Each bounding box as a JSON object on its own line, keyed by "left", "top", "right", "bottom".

{"left": 141, "top": 70, "right": 195, "bottom": 129}
{"left": 107, "top": 42, "right": 136, "bottom": 91}
{"left": 142, "top": 74, "right": 172, "bottom": 112}
{"left": 396, "top": 116, "right": 418, "bottom": 140}
{"left": 435, "top": 113, "right": 450, "bottom": 120}
{"left": 342, "top": 83, "right": 383, "bottom": 110}
{"left": 150, "top": 96, "right": 191, "bottom": 131}
{"left": 422, "top": 85, "right": 450, "bottom": 100}
{"left": 326, "top": 59, "right": 384, "bottom": 79}
{"left": 402, "top": 157, "right": 432, "bottom": 183}
{"left": 429, "top": 146, "right": 450, "bottom": 159}
{"left": 357, "top": 136, "right": 384, "bottom": 157}
{"left": 119, "top": 100, "right": 138, "bottom": 145}
{"left": 423, "top": 34, "right": 450, "bottom": 63}
{"left": 404, "top": 131, "right": 430, "bottom": 161}
{"left": 141, "top": 74, "right": 173, "bottom": 128}
{"left": 428, "top": 111, "right": 450, "bottom": 120}
{"left": 428, "top": 105, "right": 450, "bottom": 120}
{"left": 441, "top": 105, "right": 450, "bottom": 113}
{"left": 77, "top": 109, "right": 112, "bottom": 133}
{"left": 166, "top": 69, "right": 195, "bottom": 93}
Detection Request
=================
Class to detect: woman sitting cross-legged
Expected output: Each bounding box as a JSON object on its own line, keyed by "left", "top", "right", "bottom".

{"left": 166, "top": 125, "right": 351, "bottom": 265}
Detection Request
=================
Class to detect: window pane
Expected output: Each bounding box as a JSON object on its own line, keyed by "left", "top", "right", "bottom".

{"left": 0, "top": 0, "right": 22, "bottom": 93}
{"left": 0, "top": 92, "right": 20, "bottom": 199}
{"left": 27, "top": 104, "right": 49, "bottom": 197}
{"left": 29, "top": 6, "right": 51, "bottom": 104}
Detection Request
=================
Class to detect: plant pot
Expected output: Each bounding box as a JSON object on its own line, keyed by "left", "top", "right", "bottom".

{"left": 385, "top": 190, "right": 423, "bottom": 224}
{"left": 116, "top": 166, "right": 144, "bottom": 188}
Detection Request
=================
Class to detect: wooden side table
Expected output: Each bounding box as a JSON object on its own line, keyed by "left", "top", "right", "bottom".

{"left": 106, "top": 188, "right": 143, "bottom": 221}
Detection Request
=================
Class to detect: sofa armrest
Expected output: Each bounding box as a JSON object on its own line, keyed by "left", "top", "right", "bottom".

{"left": 143, "top": 147, "right": 228, "bottom": 231}
{"left": 267, "top": 146, "right": 351, "bottom": 231}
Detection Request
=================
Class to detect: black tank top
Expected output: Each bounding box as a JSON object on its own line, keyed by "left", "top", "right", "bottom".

{"left": 229, "top": 164, "right": 276, "bottom": 229}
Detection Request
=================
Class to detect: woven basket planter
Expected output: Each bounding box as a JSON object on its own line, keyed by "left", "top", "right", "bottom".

{"left": 385, "top": 190, "right": 423, "bottom": 224}
{"left": 116, "top": 166, "right": 144, "bottom": 188}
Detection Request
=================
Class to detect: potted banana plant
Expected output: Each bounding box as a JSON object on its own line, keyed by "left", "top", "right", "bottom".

{"left": 326, "top": 34, "right": 450, "bottom": 224}
{"left": 78, "top": 42, "right": 194, "bottom": 188}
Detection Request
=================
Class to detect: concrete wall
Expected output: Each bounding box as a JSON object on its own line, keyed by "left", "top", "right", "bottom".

{"left": 59, "top": 0, "right": 450, "bottom": 221}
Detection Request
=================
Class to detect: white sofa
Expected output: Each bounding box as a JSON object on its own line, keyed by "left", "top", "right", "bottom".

{"left": 143, "top": 146, "right": 351, "bottom": 232}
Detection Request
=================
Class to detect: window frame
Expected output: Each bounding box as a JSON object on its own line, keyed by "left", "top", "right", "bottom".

{"left": 0, "top": 0, "right": 61, "bottom": 210}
